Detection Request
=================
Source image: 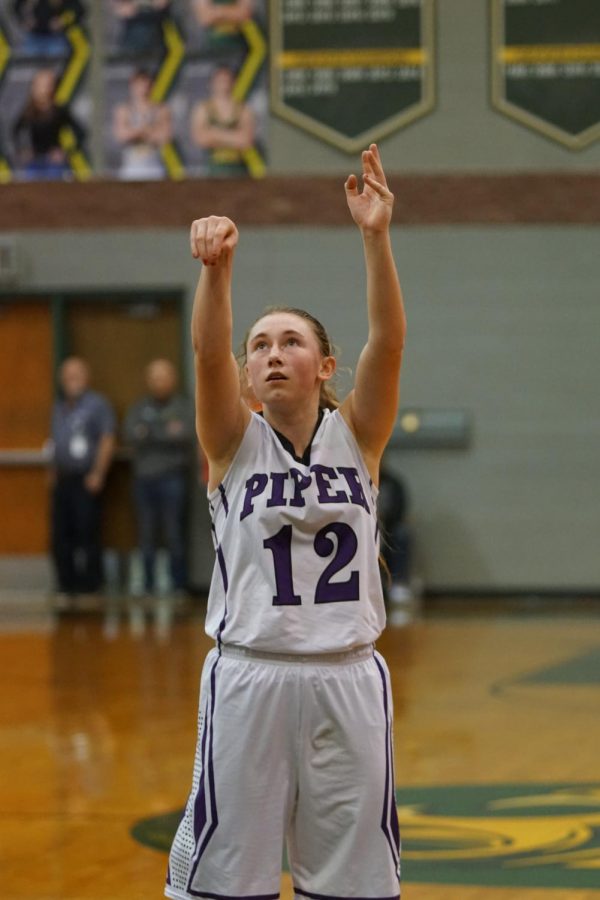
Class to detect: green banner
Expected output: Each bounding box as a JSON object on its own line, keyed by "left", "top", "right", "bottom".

{"left": 270, "top": 0, "right": 435, "bottom": 152}
{"left": 491, "top": 0, "right": 600, "bottom": 149}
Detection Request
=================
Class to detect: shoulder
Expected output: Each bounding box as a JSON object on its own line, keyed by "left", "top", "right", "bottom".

{"left": 229, "top": 410, "right": 266, "bottom": 456}
{"left": 207, "top": 410, "right": 261, "bottom": 492}
{"left": 88, "top": 391, "right": 116, "bottom": 421}
{"left": 328, "top": 405, "right": 381, "bottom": 484}
{"left": 322, "top": 406, "right": 353, "bottom": 439}
{"left": 88, "top": 389, "right": 112, "bottom": 408}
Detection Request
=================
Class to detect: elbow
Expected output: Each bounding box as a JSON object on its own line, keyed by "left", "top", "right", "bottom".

{"left": 393, "top": 315, "right": 407, "bottom": 355}
{"left": 372, "top": 320, "right": 406, "bottom": 356}
{"left": 193, "top": 343, "right": 222, "bottom": 370}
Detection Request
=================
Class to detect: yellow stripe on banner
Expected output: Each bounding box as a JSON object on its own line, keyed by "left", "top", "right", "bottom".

{"left": 233, "top": 18, "right": 267, "bottom": 102}
{"left": 242, "top": 146, "right": 266, "bottom": 179}
{"left": 278, "top": 47, "right": 426, "bottom": 70}
{"left": 59, "top": 125, "right": 76, "bottom": 152}
{"left": 500, "top": 43, "right": 600, "bottom": 64}
{"left": 0, "top": 26, "right": 11, "bottom": 79}
{"left": 151, "top": 20, "right": 185, "bottom": 103}
{"left": 161, "top": 142, "right": 185, "bottom": 180}
{"left": 69, "top": 150, "right": 92, "bottom": 180}
{"left": 55, "top": 25, "right": 90, "bottom": 105}
{"left": 58, "top": 126, "right": 91, "bottom": 179}
{"left": 0, "top": 159, "right": 12, "bottom": 183}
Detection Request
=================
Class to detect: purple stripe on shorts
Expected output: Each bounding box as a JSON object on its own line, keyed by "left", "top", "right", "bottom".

{"left": 204, "top": 658, "right": 219, "bottom": 834}
{"left": 295, "top": 889, "right": 399, "bottom": 900}
{"left": 218, "top": 483, "right": 229, "bottom": 515}
{"left": 191, "top": 702, "right": 210, "bottom": 842}
{"left": 188, "top": 656, "right": 221, "bottom": 890}
{"left": 189, "top": 892, "right": 279, "bottom": 900}
{"left": 374, "top": 655, "right": 401, "bottom": 871}
{"left": 388, "top": 728, "right": 400, "bottom": 850}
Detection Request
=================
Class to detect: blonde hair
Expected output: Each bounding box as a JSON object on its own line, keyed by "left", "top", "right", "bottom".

{"left": 237, "top": 306, "right": 340, "bottom": 411}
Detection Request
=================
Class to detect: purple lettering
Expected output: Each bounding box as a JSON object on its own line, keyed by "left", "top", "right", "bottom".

{"left": 267, "top": 472, "right": 289, "bottom": 508}
{"left": 337, "top": 466, "right": 370, "bottom": 513}
{"left": 310, "top": 464, "right": 348, "bottom": 504}
{"left": 240, "top": 473, "right": 268, "bottom": 520}
{"left": 289, "top": 467, "right": 312, "bottom": 507}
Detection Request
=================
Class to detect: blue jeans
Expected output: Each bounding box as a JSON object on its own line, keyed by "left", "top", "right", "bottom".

{"left": 381, "top": 523, "right": 412, "bottom": 584}
{"left": 133, "top": 472, "right": 188, "bottom": 593}
{"left": 51, "top": 473, "right": 104, "bottom": 593}
{"left": 22, "top": 157, "right": 71, "bottom": 181}
{"left": 21, "top": 33, "right": 70, "bottom": 57}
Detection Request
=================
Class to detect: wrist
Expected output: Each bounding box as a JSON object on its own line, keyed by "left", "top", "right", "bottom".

{"left": 202, "top": 249, "right": 235, "bottom": 276}
{"left": 360, "top": 219, "right": 391, "bottom": 234}
{"left": 361, "top": 226, "right": 392, "bottom": 246}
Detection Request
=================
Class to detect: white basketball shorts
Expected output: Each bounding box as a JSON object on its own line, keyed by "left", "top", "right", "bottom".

{"left": 165, "top": 644, "right": 400, "bottom": 900}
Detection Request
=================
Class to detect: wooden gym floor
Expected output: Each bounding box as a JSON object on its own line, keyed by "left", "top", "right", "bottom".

{"left": 1, "top": 591, "right": 599, "bottom": 900}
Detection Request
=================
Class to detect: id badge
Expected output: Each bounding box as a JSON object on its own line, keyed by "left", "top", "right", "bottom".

{"left": 69, "top": 434, "right": 89, "bottom": 459}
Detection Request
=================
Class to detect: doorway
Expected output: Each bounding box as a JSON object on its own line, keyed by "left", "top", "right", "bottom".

{"left": 0, "top": 291, "right": 186, "bottom": 565}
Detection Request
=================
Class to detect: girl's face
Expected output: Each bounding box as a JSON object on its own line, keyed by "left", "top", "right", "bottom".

{"left": 245, "top": 313, "right": 335, "bottom": 409}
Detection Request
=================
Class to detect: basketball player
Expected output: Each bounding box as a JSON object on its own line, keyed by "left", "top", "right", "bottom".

{"left": 166, "top": 143, "right": 406, "bottom": 900}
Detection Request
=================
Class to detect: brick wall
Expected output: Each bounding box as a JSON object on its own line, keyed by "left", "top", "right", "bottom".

{"left": 2, "top": 173, "right": 599, "bottom": 229}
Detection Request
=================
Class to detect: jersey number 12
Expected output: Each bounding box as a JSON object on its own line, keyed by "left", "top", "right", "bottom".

{"left": 263, "top": 522, "right": 359, "bottom": 605}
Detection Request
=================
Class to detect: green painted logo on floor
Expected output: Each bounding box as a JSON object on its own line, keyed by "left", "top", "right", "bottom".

{"left": 132, "top": 782, "right": 600, "bottom": 889}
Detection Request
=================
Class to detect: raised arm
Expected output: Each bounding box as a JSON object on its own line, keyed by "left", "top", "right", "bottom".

{"left": 339, "top": 144, "right": 406, "bottom": 478}
{"left": 189, "top": 216, "right": 250, "bottom": 487}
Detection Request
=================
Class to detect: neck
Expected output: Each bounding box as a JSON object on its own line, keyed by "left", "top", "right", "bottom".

{"left": 262, "top": 400, "right": 322, "bottom": 458}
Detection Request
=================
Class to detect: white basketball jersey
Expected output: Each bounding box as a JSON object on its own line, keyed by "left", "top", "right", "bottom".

{"left": 205, "top": 409, "right": 385, "bottom": 653}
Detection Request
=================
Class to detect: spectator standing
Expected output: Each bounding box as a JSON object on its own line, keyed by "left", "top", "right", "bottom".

{"left": 123, "top": 359, "right": 195, "bottom": 596}
{"left": 111, "top": 68, "right": 172, "bottom": 180}
{"left": 190, "top": 66, "right": 255, "bottom": 176}
{"left": 378, "top": 462, "right": 420, "bottom": 623}
{"left": 49, "top": 357, "right": 116, "bottom": 602}
{"left": 12, "top": 67, "right": 85, "bottom": 180}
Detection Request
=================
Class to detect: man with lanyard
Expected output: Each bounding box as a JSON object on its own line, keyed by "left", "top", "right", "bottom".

{"left": 49, "top": 357, "right": 116, "bottom": 605}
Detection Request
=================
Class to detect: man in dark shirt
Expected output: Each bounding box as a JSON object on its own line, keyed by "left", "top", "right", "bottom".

{"left": 123, "top": 359, "right": 195, "bottom": 596}
{"left": 50, "top": 357, "right": 116, "bottom": 599}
